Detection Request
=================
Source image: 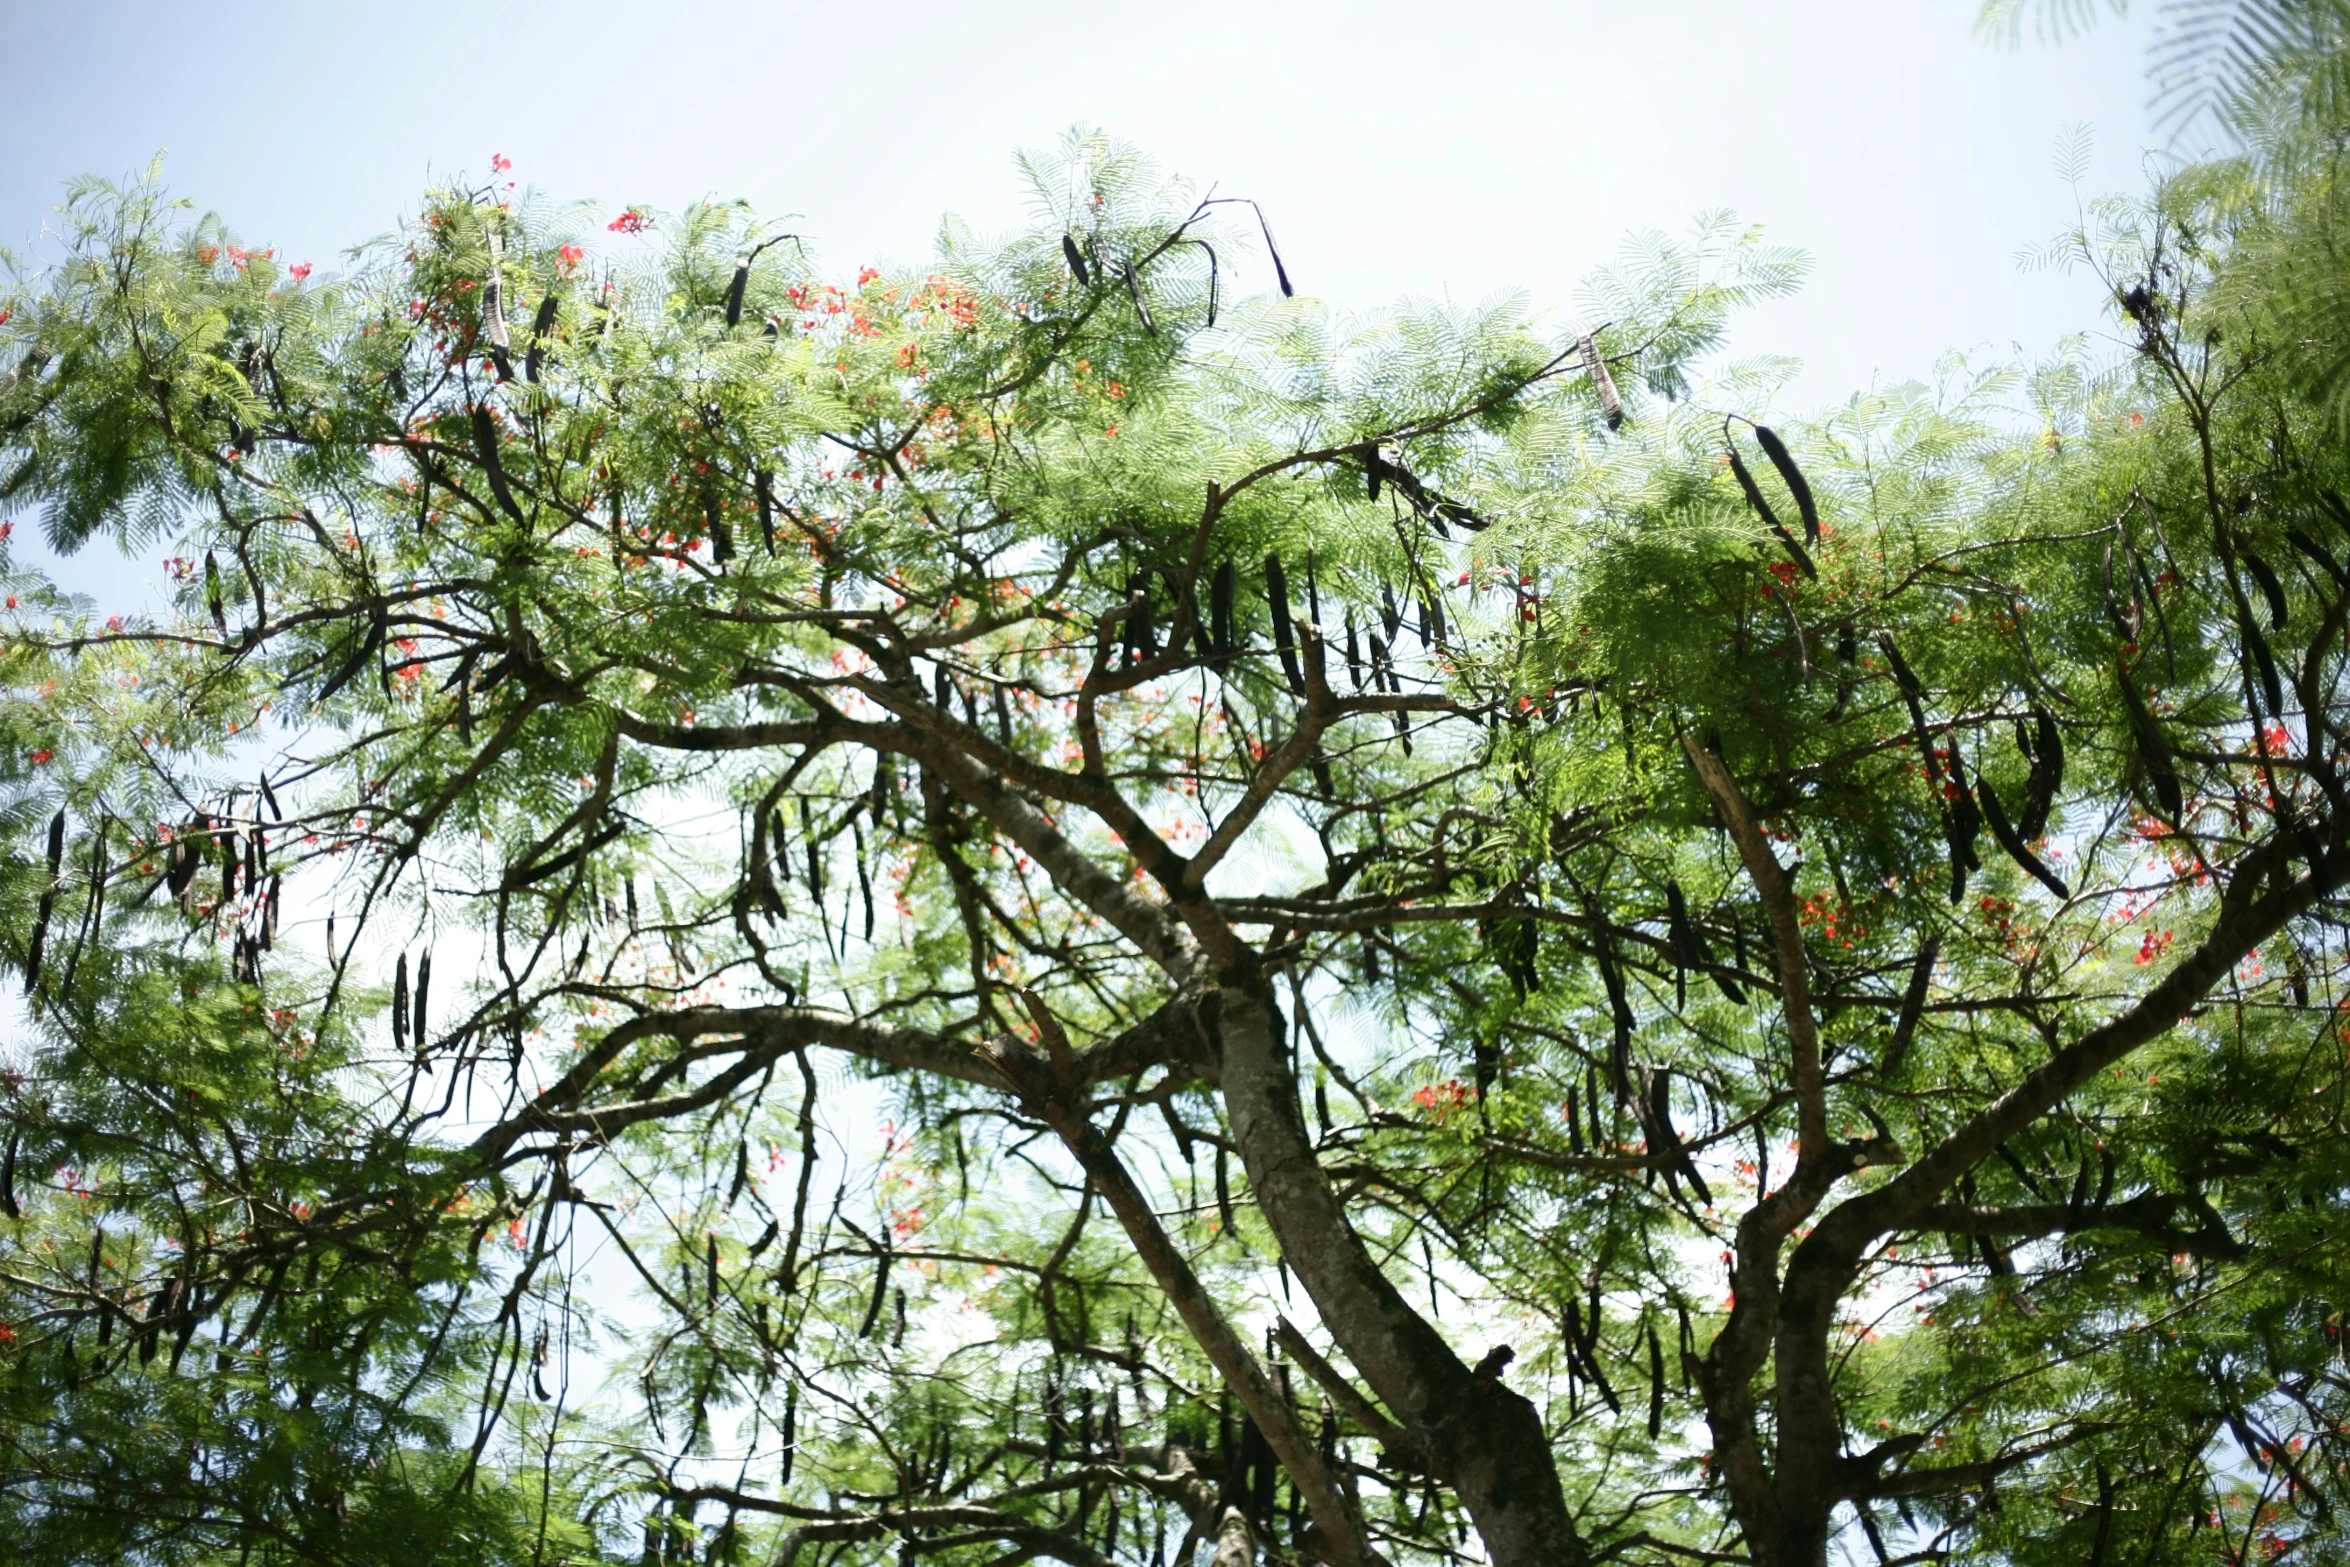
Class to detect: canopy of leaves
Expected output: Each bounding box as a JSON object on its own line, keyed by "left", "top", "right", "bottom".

{"left": 2, "top": 92, "right": 2349, "bottom": 1567}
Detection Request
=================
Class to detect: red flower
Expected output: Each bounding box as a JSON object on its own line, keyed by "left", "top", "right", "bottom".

{"left": 557, "top": 244, "right": 585, "bottom": 272}
{"left": 608, "top": 208, "right": 648, "bottom": 234}
{"left": 857, "top": 266, "right": 881, "bottom": 285}
{"left": 288, "top": 262, "right": 312, "bottom": 282}
{"left": 490, "top": 152, "right": 513, "bottom": 174}
{"left": 27, "top": 749, "right": 53, "bottom": 765}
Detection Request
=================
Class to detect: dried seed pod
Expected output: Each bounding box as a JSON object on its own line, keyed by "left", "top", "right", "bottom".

{"left": 1251, "top": 204, "right": 1295, "bottom": 297}
{"left": 2286, "top": 526, "right": 2350, "bottom": 591}
{"left": 2247, "top": 626, "right": 2285, "bottom": 720}
{"left": 1944, "top": 745, "right": 1983, "bottom": 905}
{"left": 1728, "top": 442, "right": 1817, "bottom": 579}
{"left": 1365, "top": 447, "right": 1385, "bottom": 502}
{"left": 1343, "top": 615, "right": 1363, "bottom": 689}
{"left": 2242, "top": 544, "right": 2289, "bottom": 631}
{"left": 24, "top": 888, "right": 52, "bottom": 995}
{"left": 413, "top": 950, "right": 431, "bottom": 1050}
{"left": 1977, "top": 773, "right": 2069, "bottom": 898}
{"left": 392, "top": 954, "right": 410, "bottom": 1054}
{"left": 482, "top": 268, "right": 515, "bottom": 382}
{"left": 525, "top": 293, "right": 560, "bottom": 384}
{"left": 471, "top": 404, "right": 525, "bottom": 521}
{"left": 1266, "top": 555, "right": 1305, "bottom": 695}
{"left": 0, "top": 1128, "right": 16, "bottom": 1219}
{"left": 205, "top": 551, "right": 227, "bottom": 636}
{"left": 1877, "top": 635, "right": 1942, "bottom": 787}
{"left": 1752, "top": 425, "right": 1818, "bottom": 546}
{"left": 1210, "top": 561, "right": 1236, "bottom": 654}
{"left": 2116, "top": 664, "right": 2184, "bottom": 823}
{"left": 723, "top": 259, "right": 752, "bottom": 329}
{"left": 1664, "top": 879, "right": 1712, "bottom": 981}
{"left": 2019, "top": 706, "right": 2063, "bottom": 839}
{"left": 755, "top": 468, "right": 777, "bottom": 553}
{"left": 1061, "top": 234, "right": 1092, "bottom": 287}
{"left": 316, "top": 603, "right": 387, "bottom": 702}
{"left": 1580, "top": 334, "right": 1622, "bottom": 432}
{"left": 1122, "top": 258, "right": 1155, "bottom": 335}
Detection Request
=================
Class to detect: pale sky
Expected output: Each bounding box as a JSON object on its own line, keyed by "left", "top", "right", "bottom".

{"left": 3, "top": 0, "right": 2168, "bottom": 590}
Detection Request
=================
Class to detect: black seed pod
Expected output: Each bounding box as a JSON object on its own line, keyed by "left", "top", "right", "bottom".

{"left": 1580, "top": 335, "right": 1622, "bottom": 432}
{"left": 2242, "top": 545, "right": 2288, "bottom": 631}
{"left": 2020, "top": 706, "right": 2063, "bottom": 839}
{"left": 2116, "top": 665, "right": 2184, "bottom": 823}
{"left": 1365, "top": 448, "right": 1385, "bottom": 502}
{"left": 1211, "top": 561, "right": 1236, "bottom": 654}
{"left": 1062, "top": 234, "right": 1091, "bottom": 287}
{"left": 1878, "top": 635, "right": 1941, "bottom": 787}
{"left": 1728, "top": 444, "right": 1817, "bottom": 579}
{"left": 1252, "top": 205, "right": 1295, "bottom": 298}
{"left": 755, "top": 468, "right": 777, "bottom": 553}
{"left": 413, "top": 950, "right": 430, "bottom": 1050}
{"left": 724, "top": 260, "right": 752, "bottom": 329}
{"left": 1266, "top": 555, "right": 1305, "bottom": 695}
{"left": 205, "top": 551, "right": 227, "bottom": 636}
{"left": 472, "top": 404, "right": 525, "bottom": 521}
{"left": 0, "top": 1129, "right": 15, "bottom": 1219}
{"left": 1752, "top": 425, "right": 1818, "bottom": 546}
{"left": 1344, "top": 615, "right": 1363, "bottom": 689}
{"left": 392, "top": 954, "right": 410, "bottom": 1055}
{"left": 525, "top": 293, "right": 559, "bottom": 384}
{"left": 2286, "top": 526, "right": 2350, "bottom": 591}
{"left": 1122, "top": 259, "right": 1155, "bottom": 335}
{"left": 1977, "top": 774, "right": 2070, "bottom": 898}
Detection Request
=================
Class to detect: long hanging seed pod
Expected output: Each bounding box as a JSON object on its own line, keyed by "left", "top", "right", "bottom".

{"left": 1591, "top": 918, "right": 1635, "bottom": 1105}
{"left": 2288, "top": 525, "right": 2350, "bottom": 591}
{"left": 413, "top": 950, "right": 431, "bottom": 1050}
{"left": 1343, "top": 615, "right": 1364, "bottom": 690}
{"left": 1304, "top": 549, "right": 1322, "bottom": 628}
{"left": 723, "top": 259, "right": 753, "bottom": 330}
{"left": 1380, "top": 582, "right": 1402, "bottom": 643}
{"left": 1580, "top": 334, "right": 1623, "bottom": 432}
{"left": 525, "top": 293, "right": 560, "bottom": 384}
{"left": 1122, "top": 259, "right": 1156, "bottom": 335}
{"left": 851, "top": 817, "right": 875, "bottom": 941}
{"left": 1265, "top": 556, "right": 1305, "bottom": 696}
{"left": 316, "top": 603, "right": 387, "bottom": 702}
{"left": 1726, "top": 429, "right": 1816, "bottom": 579}
{"left": 1977, "top": 773, "right": 2069, "bottom": 898}
{"left": 1646, "top": 1322, "right": 1666, "bottom": 1438}
{"left": 204, "top": 551, "right": 227, "bottom": 636}
{"left": 392, "top": 954, "right": 410, "bottom": 1055}
{"left": 1210, "top": 561, "right": 1236, "bottom": 654}
{"left": 2242, "top": 544, "right": 2289, "bottom": 631}
{"left": 1752, "top": 425, "right": 1819, "bottom": 546}
{"left": 2019, "top": 706, "right": 2063, "bottom": 839}
{"left": 1365, "top": 446, "right": 1385, "bottom": 502}
{"left": 0, "top": 1129, "right": 15, "bottom": 1219}
{"left": 1249, "top": 203, "right": 1296, "bottom": 297}
{"left": 482, "top": 230, "right": 515, "bottom": 383}
{"left": 754, "top": 468, "right": 778, "bottom": 554}
{"left": 24, "top": 809, "right": 63, "bottom": 996}
{"left": 1943, "top": 740, "right": 1984, "bottom": 905}
{"left": 1061, "top": 234, "right": 1092, "bottom": 287}
{"left": 2116, "top": 663, "right": 2185, "bottom": 823}
{"left": 471, "top": 404, "right": 526, "bottom": 521}
{"left": 1878, "top": 635, "right": 1942, "bottom": 788}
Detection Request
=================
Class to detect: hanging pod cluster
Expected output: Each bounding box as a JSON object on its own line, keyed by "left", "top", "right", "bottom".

{"left": 1724, "top": 415, "right": 1818, "bottom": 580}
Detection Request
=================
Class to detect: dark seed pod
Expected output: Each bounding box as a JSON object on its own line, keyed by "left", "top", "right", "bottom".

{"left": 1728, "top": 444, "right": 1817, "bottom": 579}
{"left": 0, "top": 1129, "right": 16, "bottom": 1219}
{"left": 24, "top": 889, "right": 52, "bottom": 995}
{"left": 1944, "top": 746, "right": 1983, "bottom": 905}
{"left": 1251, "top": 205, "right": 1295, "bottom": 298}
{"left": 1061, "top": 234, "right": 1092, "bottom": 287}
{"left": 1977, "top": 773, "right": 2070, "bottom": 898}
{"left": 525, "top": 293, "right": 560, "bottom": 384}
{"left": 2116, "top": 664, "right": 2184, "bottom": 823}
{"left": 1380, "top": 583, "right": 1402, "bottom": 643}
{"left": 1752, "top": 425, "right": 1818, "bottom": 546}
{"left": 1580, "top": 335, "right": 1622, "bottom": 432}
{"left": 2020, "top": 706, "right": 2063, "bottom": 839}
{"left": 1365, "top": 447, "right": 1385, "bottom": 502}
{"left": 413, "top": 950, "right": 430, "bottom": 1050}
{"left": 317, "top": 603, "right": 386, "bottom": 702}
{"left": 1266, "top": 555, "right": 1305, "bottom": 696}
{"left": 723, "top": 260, "right": 752, "bottom": 329}
{"left": 2242, "top": 545, "right": 2288, "bottom": 631}
{"left": 205, "top": 551, "right": 227, "bottom": 636}
{"left": 755, "top": 468, "right": 777, "bottom": 553}
{"left": 1122, "top": 259, "right": 1156, "bottom": 335}
{"left": 1344, "top": 615, "right": 1363, "bottom": 689}
{"left": 1877, "top": 635, "right": 1942, "bottom": 787}
{"left": 2286, "top": 526, "right": 2350, "bottom": 591}
{"left": 2247, "top": 627, "right": 2284, "bottom": 720}
{"left": 1664, "top": 878, "right": 1714, "bottom": 982}
{"left": 1210, "top": 561, "right": 1236, "bottom": 654}
{"left": 45, "top": 808, "right": 64, "bottom": 881}
{"left": 392, "top": 954, "right": 410, "bottom": 1055}
{"left": 472, "top": 404, "right": 526, "bottom": 521}
{"left": 1882, "top": 935, "right": 1940, "bottom": 1081}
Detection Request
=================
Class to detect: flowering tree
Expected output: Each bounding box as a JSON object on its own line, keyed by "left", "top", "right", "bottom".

{"left": 2, "top": 117, "right": 2349, "bottom": 1567}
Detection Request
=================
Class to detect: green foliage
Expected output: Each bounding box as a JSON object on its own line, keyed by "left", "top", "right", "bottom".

{"left": 1, "top": 97, "right": 2349, "bottom": 1567}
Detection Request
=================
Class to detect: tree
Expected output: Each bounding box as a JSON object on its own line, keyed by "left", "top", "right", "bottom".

{"left": 2, "top": 105, "right": 2349, "bottom": 1567}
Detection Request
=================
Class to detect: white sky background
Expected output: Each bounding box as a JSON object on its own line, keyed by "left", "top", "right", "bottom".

{"left": 1, "top": 0, "right": 2174, "bottom": 606}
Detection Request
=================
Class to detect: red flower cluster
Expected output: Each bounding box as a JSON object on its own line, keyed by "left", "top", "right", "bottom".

{"left": 608, "top": 209, "right": 649, "bottom": 234}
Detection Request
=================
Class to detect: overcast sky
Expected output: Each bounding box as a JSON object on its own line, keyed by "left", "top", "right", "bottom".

{"left": 3, "top": 0, "right": 2170, "bottom": 591}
